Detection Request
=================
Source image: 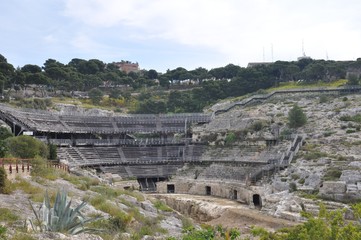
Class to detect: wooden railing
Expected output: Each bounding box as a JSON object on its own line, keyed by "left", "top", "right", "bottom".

{"left": 0, "top": 158, "right": 69, "bottom": 175}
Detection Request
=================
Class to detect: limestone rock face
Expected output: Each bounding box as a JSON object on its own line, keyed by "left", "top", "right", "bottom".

{"left": 319, "top": 181, "right": 347, "bottom": 195}
{"left": 160, "top": 215, "right": 183, "bottom": 238}
{"left": 141, "top": 200, "right": 158, "bottom": 213}
{"left": 340, "top": 170, "right": 361, "bottom": 184}
{"left": 34, "top": 232, "right": 103, "bottom": 240}
{"left": 54, "top": 103, "right": 113, "bottom": 116}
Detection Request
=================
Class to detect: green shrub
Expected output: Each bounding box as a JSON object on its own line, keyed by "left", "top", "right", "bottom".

{"left": 48, "top": 144, "right": 57, "bottom": 160}
{"left": 0, "top": 167, "right": 6, "bottom": 194}
{"left": 0, "top": 127, "right": 13, "bottom": 140}
{"left": 181, "top": 217, "right": 193, "bottom": 230}
{"left": 291, "top": 174, "right": 300, "bottom": 180}
{"left": 251, "top": 121, "right": 264, "bottom": 132}
{"left": 298, "top": 178, "right": 305, "bottom": 184}
{"left": 323, "top": 131, "right": 336, "bottom": 137}
{"left": 6, "top": 135, "right": 48, "bottom": 159}
{"left": 346, "top": 129, "right": 356, "bottom": 134}
{"left": 288, "top": 104, "right": 307, "bottom": 128}
{"left": 319, "top": 95, "right": 329, "bottom": 103}
{"left": 289, "top": 182, "right": 297, "bottom": 192}
{"left": 0, "top": 225, "right": 6, "bottom": 239}
{"left": 89, "top": 213, "right": 129, "bottom": 235}
{"left": 224, "top": 132, "right": 236, "bottom": 146}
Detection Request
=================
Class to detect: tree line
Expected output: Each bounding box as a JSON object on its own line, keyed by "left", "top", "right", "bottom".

{"left": 1, "top": 53, "right": 361, "bottom": 113}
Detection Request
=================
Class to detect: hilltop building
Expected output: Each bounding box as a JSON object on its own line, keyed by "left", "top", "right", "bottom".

{"left": 114, "top": 61, "right": 140, "bottom": 74}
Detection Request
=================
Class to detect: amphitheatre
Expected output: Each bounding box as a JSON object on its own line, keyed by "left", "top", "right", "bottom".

{"left": 2, "top": 85, "right": 361, "bottom": 226}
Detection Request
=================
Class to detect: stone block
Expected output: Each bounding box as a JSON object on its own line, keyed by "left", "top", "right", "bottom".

{"left": 319, "top": 181, "right": 346, "bottom": 194}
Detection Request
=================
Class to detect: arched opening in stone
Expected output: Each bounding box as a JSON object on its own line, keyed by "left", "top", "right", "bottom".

{"left": 206, "top": 186, "right": 211, "bottom": 195}
{"left": 253, "top": 194, "right": 262, "bottom": 209}
{"left": 233, "top": 190, "right": 238, "bottom": 200}
{"left": 167, "top": 184, "right": 175, "bottom": 193}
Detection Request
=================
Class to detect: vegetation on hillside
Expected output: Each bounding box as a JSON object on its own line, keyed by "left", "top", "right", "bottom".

{"left": 1, "top": 53, "right": 361, "bottom": 113}
{"left": 288, "top": 104, "right": 307, "bottom": 128}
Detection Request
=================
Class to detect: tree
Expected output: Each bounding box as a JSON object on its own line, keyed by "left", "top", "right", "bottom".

{"left": 88, "top": 88, "right": 104, "bottom": 104}
{"left": 21, "top": 64, "right": 42, "bottom": 74}
{"left": 147, "top": 69, "right": 158, "bottom": 80}
{"left": 288, "top": 104, "right": 307, "bottom": 128}
{"left": 0, "top": 127, "right": 12, "bottom": 140}
{"left": 6, "top": 135, "right": 48, "bottom": 158}
{"left": 348, "top": 74, "right": 359, "bottom": 86}
{"left": 109, "top": 89, "right": 121, "bottom": 99}
{"left": 0, "top": 167, "right": 7, "bottom": 194}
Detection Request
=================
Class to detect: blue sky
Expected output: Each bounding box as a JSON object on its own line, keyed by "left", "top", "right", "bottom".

{"left": 1, "top": 0, "right": 361, "bottom": 73}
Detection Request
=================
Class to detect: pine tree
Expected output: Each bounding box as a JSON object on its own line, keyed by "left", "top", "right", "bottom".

{"left": 0, "top": 167, "right": 7, "bottom": 194}
{"left": 288, "top": 104, "right": 307, "bottom": 128}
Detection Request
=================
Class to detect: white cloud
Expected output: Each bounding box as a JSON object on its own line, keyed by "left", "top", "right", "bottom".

{"left": 63, "top": 0, "right": 361, "bottom": 66}
{"left": 43, "top": 34, "right": 58, "bottom": 44}
{"left": 70, "top": 33, "right": 103, "bottom": 52}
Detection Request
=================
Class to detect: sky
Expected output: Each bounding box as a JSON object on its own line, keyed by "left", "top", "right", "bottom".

{"left": 1, "top": 0, "right": 361, "bottom": 73}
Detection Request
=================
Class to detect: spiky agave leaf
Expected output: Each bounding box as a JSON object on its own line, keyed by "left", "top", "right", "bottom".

{"left": 28, "top": 199, "right": 42, "bottom": 232}
{"left": 29, "top": 189, "right": 102, "bottom": 235}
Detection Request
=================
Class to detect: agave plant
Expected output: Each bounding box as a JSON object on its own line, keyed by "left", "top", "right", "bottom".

{"left": 28, "top": 189, "right": 101, "bottom": 235}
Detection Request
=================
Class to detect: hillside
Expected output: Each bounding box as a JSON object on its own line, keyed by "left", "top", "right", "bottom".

{"left": 0, "top": 167, "right": 187, "bottom": 240}
{"left": 2, "top": 87, "right": 361, "bottom": 239}
{"left": 191, "top": 88, "right": 361, "bottom": 220}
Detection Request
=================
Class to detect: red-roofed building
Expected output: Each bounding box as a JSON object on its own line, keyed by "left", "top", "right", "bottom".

{"left": 114, "top": 61, "right": 140, "bottom": 74}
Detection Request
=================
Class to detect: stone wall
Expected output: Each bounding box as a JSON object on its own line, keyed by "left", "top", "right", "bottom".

{"left": 319, "top": 180, "right": 361, "bottom": 202}
{"left": 157, "top": 180, "right": 264, "bottom": 206}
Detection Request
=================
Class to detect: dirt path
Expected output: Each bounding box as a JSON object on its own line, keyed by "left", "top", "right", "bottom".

{"left": 153, "top": 194, "right": 296, "bottom": 233}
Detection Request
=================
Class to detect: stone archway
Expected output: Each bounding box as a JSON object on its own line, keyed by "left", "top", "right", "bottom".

{"left": 206, "top": 186, "right": 211, "bottom": 195}
{"left": 167, "top": 184, "right": 175, "bottom": 193}
{"left": 253, "top": 194, "right": 262, "bottom": 209}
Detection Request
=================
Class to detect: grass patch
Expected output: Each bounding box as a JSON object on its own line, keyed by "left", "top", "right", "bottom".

{"left": 89, "top": 195, "right": 130, "bottom": 219}
{"left": 9, "top": 233, "right": 36, "bottom": 240}
{"left": 153, "top": 200, "right": 172, "bottom": 212}
{"left": 30, "top": 157, "right": 59, "bottom": 181}
{"left": 266, "top": 79, "right": 347, "bottom": 92}
{"left": 346, "top": 129, "right": 356, "bottom": 134}
{"left": 303, "top": 151, "right": 328, "bottom": 160}
{"left": 10, "top": 177, "right": 45, "bottom": 202}
{"left": 90, "top": 185, "right": 123, "bottom": 199}
{"left": 323, "top": 130, "right": 336, "bottom": 137}
{"left": 298, "top": 191, "right": 319, "bottom": 200}
{"left": 181, "top": 216, "right": 194, "bottom": 230}
{"left": 61, "top": 173, "right": 99, "bottom": 190}
{"left": 323, "top": 168, "right": 342, "bottom": 181}
{"left": 291, "top": 174, "right": 300, "bottom": 180}
{"left": 0, "top": 208, "right": 20, "bottom": 224}
{"left": 340, "top": 114, "right": 361, "bottom": 123}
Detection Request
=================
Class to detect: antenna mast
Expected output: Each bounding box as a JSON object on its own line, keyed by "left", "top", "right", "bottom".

{"left": 302, "top": 40, "right": 306, "bottom": 57}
